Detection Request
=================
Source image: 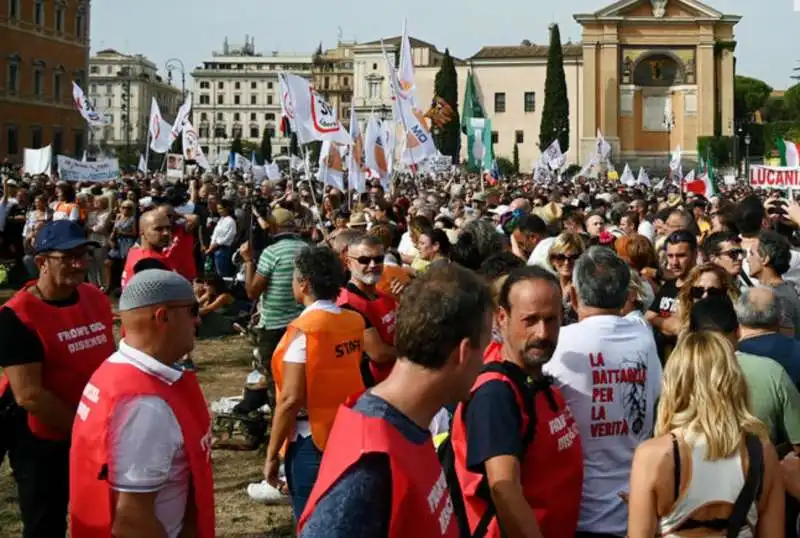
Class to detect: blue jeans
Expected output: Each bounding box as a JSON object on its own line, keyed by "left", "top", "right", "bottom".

{"left": 285, "top": 433, "right": 322, "bottom": 521}
{"left": 212, "top": 246, "right": 233, "bottom": 278}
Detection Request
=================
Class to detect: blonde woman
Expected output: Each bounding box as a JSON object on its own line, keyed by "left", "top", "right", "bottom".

{"left": 675, "top": 263, "right": 740, "bottom": 330}
{"left": 628, "top": 330, "right": 784, "bottom": 537}
{"left": 547, "top": 232, "right": 585, "bottom": 325}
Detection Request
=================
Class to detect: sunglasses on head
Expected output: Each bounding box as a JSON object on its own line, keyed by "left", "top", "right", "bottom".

{"left": 690, "top": 286, "right": 726, "bottom": 300}
{"left": 350, "top": 255, "right": 385, "bottom": 265}
{"left": 550, "top": 253, "right": 581, "bottom": 263}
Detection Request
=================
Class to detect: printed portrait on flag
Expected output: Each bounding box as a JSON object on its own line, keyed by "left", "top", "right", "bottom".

{"left": 309, "top": 90, "right": 340, "bottom": 134}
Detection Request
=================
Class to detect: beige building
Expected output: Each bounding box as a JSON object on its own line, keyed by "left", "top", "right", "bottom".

{"left": 350, "top": 0, "right": 739, "bottom": 170}
{"left": 312, "top": 42, "right": 356, "bottom": 125}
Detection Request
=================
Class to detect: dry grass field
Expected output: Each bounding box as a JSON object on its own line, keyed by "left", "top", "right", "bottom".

{"left": 0, "top": 322, "right": 295, "bottom": 538}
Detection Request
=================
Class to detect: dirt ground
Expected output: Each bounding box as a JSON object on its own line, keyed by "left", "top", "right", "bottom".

{"left": 0, "top": 329, "right": 295, "bottom": 538}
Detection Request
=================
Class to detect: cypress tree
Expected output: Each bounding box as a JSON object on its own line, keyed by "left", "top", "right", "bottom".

{"left": 433, "top": 49, "right": 461, "bottom": 160}
{"left": 230, "top": 134, "right": 243, "bottom": 157}
{"left": 539, "top": 24, "right": 570, "bottom": 152}
{"left": 513, "top": 142, "right": 520, "bottom": 174}
{"left": 261, "top": 127, "right": 273, "bottom": 164}
{"left": 289, "top": 131, "right": 299, "bottom": 156}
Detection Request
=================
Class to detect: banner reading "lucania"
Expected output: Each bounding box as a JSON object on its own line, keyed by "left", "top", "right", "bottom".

{"left": 749, "top": 165, "right": 800, "bottom": 189}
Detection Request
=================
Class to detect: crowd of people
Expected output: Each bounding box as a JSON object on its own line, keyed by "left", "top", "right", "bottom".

{"left": 2, "top": 161, "right": 800, "bottom": 537}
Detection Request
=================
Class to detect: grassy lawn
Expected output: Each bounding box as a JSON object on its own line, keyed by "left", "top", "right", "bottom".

{"left": 0, "top": 311, "right": 294, "bottom": 537}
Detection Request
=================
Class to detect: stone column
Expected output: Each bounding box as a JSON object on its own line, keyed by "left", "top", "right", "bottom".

{"left": 582, "top": 43, "right": 597, "bottom": 139}
{"left": 696, "top": 43, "right": 715, "bottom": 137}
{"left": 599, "top": 26, "right": 619, "bottom": 138}
{"left": 720, "top": 48, "right": 734, "bottom": 135}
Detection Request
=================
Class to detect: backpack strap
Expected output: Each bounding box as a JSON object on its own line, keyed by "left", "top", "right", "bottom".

{"left": 726, "top": 433, "right": 764, "bottom": 538}
{"left": 471, "top": 362, "right": 543, "bottom": 538}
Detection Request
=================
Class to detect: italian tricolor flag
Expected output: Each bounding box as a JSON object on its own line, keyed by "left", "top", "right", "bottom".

{"left": 778, "top": 139, "right": 800, "bottom": 167}
{"left": 683, "top": 169, "right": 718, "bottom": 198}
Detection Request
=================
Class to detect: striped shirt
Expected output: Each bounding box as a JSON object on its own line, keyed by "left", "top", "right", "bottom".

{"left": 256, "top": 234, "right": 306, "bottom": 330}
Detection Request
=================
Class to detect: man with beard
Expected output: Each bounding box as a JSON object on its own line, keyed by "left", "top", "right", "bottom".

{"left": 449, "top": 266, "right": 584, "bottom": 538}
{"left": 121, "top": 208, "right": 173, "bottom": 288}
{"left": 337, "top": 235, "right": 399, "bottom": 386}
{"left": 546, "top": 247, "right": 662, "bottom": 538}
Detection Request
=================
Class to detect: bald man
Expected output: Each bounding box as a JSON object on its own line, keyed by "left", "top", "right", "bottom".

{"left": 120, "top": 209, "right": 173, "bottom": 288}
{"left": 70, "top": 269, "right": 214, "bottom": 538}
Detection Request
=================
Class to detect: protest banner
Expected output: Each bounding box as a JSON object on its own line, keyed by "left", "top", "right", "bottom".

{"left": 749, "top": 165, "right": 800, "bottom": 190}
{"left": 57, "top": 155, "right": 120, "bottom": 182}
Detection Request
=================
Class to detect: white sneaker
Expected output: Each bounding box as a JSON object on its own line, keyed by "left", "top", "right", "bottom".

{"left": 247, "top": 480, "right": 289, "bottom": 505}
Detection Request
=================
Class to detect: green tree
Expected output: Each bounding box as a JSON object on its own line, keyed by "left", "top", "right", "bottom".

{"left": 308, "top": 140, "right": 322, "bottom": 164}
{"left": 496, "top": 157, "right": 514, "bottom": 178}
{"left": 261, "top": 127, "right": 273, "bottom": 163}
{"left": 784, "top": 83, "right": 800, "bottom": 120}
{"left": 512, "top": 142, "right": 520, "bottom": 174}
{"left": 734, "top": 75, "right": 772, "bottom": 122}
{"left": 433, "top": 49, "right": 461, "bottom": 160}
{"left": 230, "top": 134, "right": 244, "bottom": 157}
{"left": 289, "top": 131, "right": 299, "bottom": 156}
{"left": 763, "top": 96, "right": 792, "bottom": 122}
{"left": 539, "top": 23, "right": 570, "bottom": 152}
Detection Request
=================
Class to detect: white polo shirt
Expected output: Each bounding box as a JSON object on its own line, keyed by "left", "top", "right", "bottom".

{"left": 107, "top": 340, "right": 189, "bottom": 538}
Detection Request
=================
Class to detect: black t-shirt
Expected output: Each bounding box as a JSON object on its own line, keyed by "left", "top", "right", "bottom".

{"left": 340, "top": 282, "right": 374, "bottom": 329}
{"left": 649, "top": 280, "right": 679, "bottom": 318}
{"left": 464, "top": 379, "right": 524, "bottom": 473}
{"left": 0, "top": 289, "right": 80, "bottom": 369}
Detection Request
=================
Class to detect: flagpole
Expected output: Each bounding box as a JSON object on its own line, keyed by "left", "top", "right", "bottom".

{"left": 144, "top": 129, "right": 150, "bottom": 174}
{"left": 300, "top": 144, "right": 323, "bottom": 225}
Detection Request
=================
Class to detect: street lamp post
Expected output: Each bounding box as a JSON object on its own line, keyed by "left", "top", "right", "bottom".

{"left": 165, "top": 58, "right": 186, "bottom": 98}
{"left": 745, "top": 133, "right": 752, "bottom": 180}
{"left": 664, "top": 112, "right": 676, "bottom": 183}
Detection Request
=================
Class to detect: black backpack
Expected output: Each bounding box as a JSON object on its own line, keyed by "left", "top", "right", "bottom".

{"left": 437, "top": 361, "right": 544, "bottom": 538}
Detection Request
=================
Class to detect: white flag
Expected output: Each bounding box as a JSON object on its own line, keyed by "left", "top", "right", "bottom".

{"left": 181, "top": 121, "right": 210, "bottom": 169}
{"left": 596, "top": 129, "right": 611, "bottom": 161}
{"left": 670, "top": 145, "right": 682, "bottom": 172}
{"left": 621, "top": 164, "right": 636, "bottom": 187}
{"left": 575, "top": 153, "right": 598, "bottom": 178}
{"left": 290, "top": 154, "right": 305, "bottom": 171}
{"left": 279, "top": 73, "right": 352, "bottom": 145}
{"left": 72, "top": 82, "right": 108, "bottom": 127}
{"left": 265, "top": 162, "right": 281, "bottom": 181}
{"left": 636, "top": 166, "right": 651, "bottom": 187}
{"left": 81, "top": 150, "right": 87, "bottom": 162}
{"left": 318, "top": 141, "right": 345, "bottom": 191}
{"left": 23, "top": 146, "right": 52, "bottom": 176}
{"left": 171, "top": 93, "right": 193, "bottom": 141}
{"left": 149, "top": 98, "right": 173, "bottom": 154}
{"left": 364, "top": 114, "right": 388, "bottom": 186}
{"left": 348, "top": 103, "right": 367, "bottom": 193}
{"left": 539, "top": 139, "right": 563, "bottom": 169}
{"left": 397, "top": 21, "right": 418, "bottom": 108}
{"left": 138, "top": 154, "right": 147, "bottom": 173}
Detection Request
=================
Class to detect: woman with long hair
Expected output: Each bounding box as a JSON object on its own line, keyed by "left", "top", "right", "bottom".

{"left": 675, "top": 263, "right": 740, "bottom": 330}
{"left": 627, "top": 331, "right": 783, "bottom": 537}
{"left": 546, "top": 232, "right": 585, "bottom": 325}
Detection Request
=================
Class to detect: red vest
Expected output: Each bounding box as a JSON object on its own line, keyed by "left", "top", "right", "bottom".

{"left": 0, "top": 284, "right": 114, "bottom": 440}
{"left": 450, "top": 346, "right": 584, "bottom": 538}
{"left": 69, "top": 360, "right": 214, "bottom": 538}
{"left": 336, "top": 286, "right": 398, "bottom": 383}
{"left": 298, "top": 402, "right": 459, "bottom": 538}
{"left": 121, "top": 245, "right": 170, "bottom": 289}
{"left": 165, "top": 225, "right": 197, "bottom": 282}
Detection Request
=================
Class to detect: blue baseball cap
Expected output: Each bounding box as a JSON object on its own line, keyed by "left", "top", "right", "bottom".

{"left": 34, "top": 220, "right": 100, "bottom": 254}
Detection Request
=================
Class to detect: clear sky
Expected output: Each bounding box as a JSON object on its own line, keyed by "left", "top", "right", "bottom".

{"left": 91, "top": 0, "right": 800, "bottom": 90}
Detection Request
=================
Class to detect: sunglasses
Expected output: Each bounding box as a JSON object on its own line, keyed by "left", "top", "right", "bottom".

{"left": 550, "top": 253, "right": 581, "bottom": 263}
{"left": 349, "top": 255, "right": 385, "bottom": 265}
{"left": 690, "top": 286, "right": 726, "bottom": 300}
{"left": 718, "top": 248, "right": 745, "bottom": 260}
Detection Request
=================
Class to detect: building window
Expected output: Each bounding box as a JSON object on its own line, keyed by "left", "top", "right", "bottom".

{"left": 234, "top": 95, "right": 241, "bottom": 105}
{"left": 53, "top": 72, "right": 63, "bottom": 102}
{"left": 90, "top": 66, "right": 99, "bottom": 74}
{"left": 250, "top": 112, "right": 256, "bottom": 121}
{"left": 280, "top": 146, "right": 288, "bottom": 155}
{"left": 90, "top": 83, "right": 97, "bottom": 94}
{"left": 217, "top": 95, "right": 223, "bottom": 105}
{"left": 214, "top": 126, "right": 227, "bottom": 138}
{"left": 324, "top": 76, "right": 330, "bottom": 89}
{"left": 250, "top": 126, "right": 259, "bottom": 138}
{"left": 31, "top": 126, "right": 43, "bottom": 148}
{"left": 76, "top": 7, "right": 86, "bottom": 39}
{"left": 232, "top": 126, "right": 242, "bottom": 138}
{"left": 107, "top": 66, "right": 113, "bottom": 74}
{"left": 216, "top": 112, "right": 223, "bottom": 121}
{"left": 218, "top": 81, "right": 224, "bottom": 89}
{"left": 200, "top": 145, "right": 209, "bottom": 154}
{"left": 343, "top": 77, "right": 349, "bottom": 87}
{"left": 7, "top": 60, "right": 20, "bottom": 94}
{"left": 33, "top": 67, "right": 44, "bottom": 98}
{"left": 199, "top": 127, "right": 209, "bottom": 138}
{"left": 372, "top": 63, "right": 378, "bottom": 70}
{"left": 524, "top": 91, "right": 536, "bottom": 113}
{"left": 8, "top": 0, "right": 19, "bottom": 19}
{"left": 265, "top": 113, "right": 275, "bottom": 121}
{"left": 491, "top": 131, "right": 499, "bottom": 144}
{"left": 235, "top": 82, "right": 240, "bottom": 90}
{"left": 200, "top": 81, "right": 210, "bottom": 89}
{"left": 200, "top": 112, "right": 208, "bottom": 121}
{"left": 54, "top": 3, "right": 64, "bottom": 32}
{"left": 515, "top": 130, "right": 524, "bottom": 144}
{"left": 106, "top": 84, "right": 112, "bottom": 94}
{"left": 251, "top": 82, "right": 257, "bottom": 89}
{"left": 199, "top": 94, "right": 210, "bottom": 105}
{"left": 494, "top": 93, "right": 506, "bottom": 113}
{"left": 233, "top": 113, "right": 240, "bottom": 121}
{"left": 267, "top": 82, "right": 273, "bottom": 89}
{"left": 368, "top": 81, "right": 380, "bottom": 99}
{"left": 34, "top": 0, "right": 44, "bottom": 25}
{"left": 73, "top": 130, "right": 84, "bottom": 157}
{"left": 267, "top": 95, "right": 273, "bottom": 105}
{"left": 250, "top": 95, "right": 257, "bottom": 105}
{"left": 342, "top": 94, "right": 351, "bottom": 103}
{"left": 6, "top": 126, "right": 19, "bottom": 155}
{"left": 52, "top": 129, "right": 63, "bottom": 155}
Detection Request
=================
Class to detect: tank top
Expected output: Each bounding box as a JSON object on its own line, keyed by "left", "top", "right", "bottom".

{"left": 659, "top": 432, "right": 758, "bottom": 537}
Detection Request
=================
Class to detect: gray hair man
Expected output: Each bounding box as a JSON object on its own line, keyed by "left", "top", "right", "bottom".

{"left": 546, "top": 246, "right": 662, "bottom": 536}
{"left": 737, "top": 286, "right": 800, "bottom": 386}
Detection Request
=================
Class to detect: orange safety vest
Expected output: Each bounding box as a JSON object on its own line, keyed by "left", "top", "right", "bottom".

{"left": 272, "top": 308, "right": 366, "bottom": 451}
{"left": 377, "top": 264, "right": 413, "bottom": 301}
